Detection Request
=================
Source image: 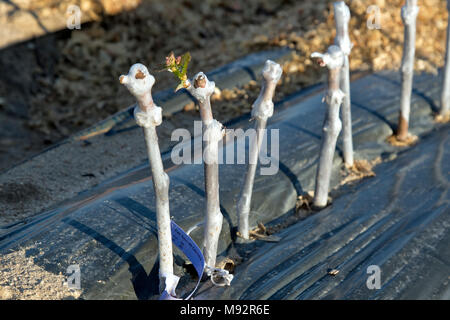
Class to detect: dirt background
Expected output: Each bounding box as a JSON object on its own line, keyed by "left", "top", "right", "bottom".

{"left": 0, "top": 0, "right": 447, "bottom": 173}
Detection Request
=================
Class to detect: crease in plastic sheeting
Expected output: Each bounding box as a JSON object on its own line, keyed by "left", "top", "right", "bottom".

{"left": 160, "top": 220, "right": 205, "bottom": 300}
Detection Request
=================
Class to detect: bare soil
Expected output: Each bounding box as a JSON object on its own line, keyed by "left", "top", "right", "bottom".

{"left": 0, "top": 246, "right": 81, "bottom": 300}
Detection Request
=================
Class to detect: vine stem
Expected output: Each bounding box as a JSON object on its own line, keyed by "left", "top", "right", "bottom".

{"left": 397, "top": 0, "right": 419, "bottom": 140}
{"left": 237, "top": 60, "right": 282, "bottom": 239}
{"left": 311, "top": 46, "right": 345, "bottom": 209}
{"left": 440, "top": 0, "right": 450, "bottom": 119}
{"left": 120, "top": 63, "right": 177, "bottom": 295}
{"left": 186, "top": 73, "right": 224, "bottom": 270}
{"left": 334, "top": 1, "right": 354, "bottom": 167}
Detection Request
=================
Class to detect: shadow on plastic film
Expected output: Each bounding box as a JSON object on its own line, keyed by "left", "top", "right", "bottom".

{"left": 282, "top": 121, "right": 346, "bottom": 171}
{"left": 371, "top": 72, "right": 440, "bottom": 114}
{"left": 352, "top": 101, "right": 396, "bottom": 132}
{"left": 172, "top": 176, "right": 236, "bottom": 243}
{"left": 62, "top": 218, "right": 160, "bottom": 300}
{"left": 113, "top": 197, "right": 158, "bottom": 235}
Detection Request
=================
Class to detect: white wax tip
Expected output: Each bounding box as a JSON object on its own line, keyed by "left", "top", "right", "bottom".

{"left": 203, "top": 119, "right": 224, "bottom": 143}
{"left": 120, "top": 63, "right": 155, "bottom": 99}
{"left": 311, "top": 45, "right": 344, "bottom": 70}
{"left": 401, "top": 3, "right": 419, "bottom": 24}
{"left": 252, "top": 99, "right": 274, "bottom": 121}
{"left": 189, "top": 72, "right": 215, "bottom": 103}
{"left": 262, "top": 60, "right": 282, "bottom": 82}
{"left": 333, "top": 1, "right": 352, "bottom": 55}
{"left": 134, "top": 105, "right": 163, "bottom": 127}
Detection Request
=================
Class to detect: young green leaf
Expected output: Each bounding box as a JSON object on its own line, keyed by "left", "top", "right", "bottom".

{"left": 163, "top": 51, "right": 192, "bottom": 91}
{"left": 181, "top": 52, "right": 191, "bottom": 78}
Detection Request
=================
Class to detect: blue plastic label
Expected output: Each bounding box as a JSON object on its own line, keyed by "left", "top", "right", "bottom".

{"left": 170, "top": 220, "right": 205, "bottom": 299}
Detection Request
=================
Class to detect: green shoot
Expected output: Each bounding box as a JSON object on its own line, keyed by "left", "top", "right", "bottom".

{"left": 163, "top": 52, "right": 191, "bottom": 92}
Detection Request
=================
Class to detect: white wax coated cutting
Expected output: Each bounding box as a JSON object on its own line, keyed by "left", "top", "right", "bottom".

{"left": 159, "top": 273, "right": 180, "bottom": 300}
{"left": 334, "top": 1, "right": 352, "bottom": 56}
{"left": 203, "top": 119, "right": 224, "bottom": 165}
{"left": 261, "top": 59, "right": 283, "bottom": 83}
{"left": 119, "top": 63, "right": 155, "bottom": 104}
{"left": 401, "top": 2, "right": 419, "bottom": 25}
{"left": 311, "top": 45, "right": 344, "bottom": 70}
{"left": 120, "top": 63, "right": 174, "bottom": 296}
{"left": 203, "top": 119, "right": 224, "bottom": 144}
{"left": 134, "top": 105, "right": 163, "bottom": 128}
{"left": 251, "top": 60, "right": 282, "bottom": 121}
{"left": 189, "top": 72, "right": 215, "bottom": 104}
{"left": 324, "top": 89, "right": 346, "bottom": 106}
{"left": 251, "top": 99, "right": 274, "bottom": 121}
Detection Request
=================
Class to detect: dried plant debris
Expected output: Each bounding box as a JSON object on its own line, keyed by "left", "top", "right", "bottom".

{"left": 248, "top": 222, "right": 267, "bottom": 240}
{"left": 296, "top": 190, "right": 333, "bottom": 212}
{"left": 386, "top": 133, "right": 419, "bottom": 147}
{"left": 327, "top": 268, "right": 340, "bottom": 276}
{"left": 435, "top": 113, "right": 450, "bottom": 123}
{"left": 238, "top": 222, "right": 281, "bottom": 242}
{"left": 340, "top": 158, "right": 382, "bottom": 185}
{"left": 215, "top": 257, "right": 237, "bottom": 274}
{"left": 18, "top": 0, "right": 447, "bottom": 147}
{"left": 295, "top": 191, "right": 315, "bottom": 212}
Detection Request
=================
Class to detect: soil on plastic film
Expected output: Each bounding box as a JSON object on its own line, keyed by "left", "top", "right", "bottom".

{"left": 0, "top": 0, "right": 447, "bottom": 172}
